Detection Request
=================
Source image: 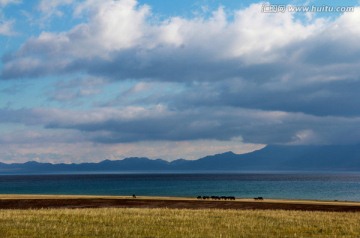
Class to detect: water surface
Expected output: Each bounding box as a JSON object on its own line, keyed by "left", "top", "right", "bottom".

{"left": 1, "top": 172, "right": 360, "bottom": 201}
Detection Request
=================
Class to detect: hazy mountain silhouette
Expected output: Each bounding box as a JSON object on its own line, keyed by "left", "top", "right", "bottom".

{"left": 1, "top": 145, "right": 359, "bottom": 174}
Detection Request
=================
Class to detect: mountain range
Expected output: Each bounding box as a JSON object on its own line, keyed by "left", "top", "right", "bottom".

{"left": 1, "top": 145, "right": 360, "bottom": 174}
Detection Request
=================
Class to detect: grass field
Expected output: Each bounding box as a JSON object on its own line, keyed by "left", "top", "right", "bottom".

{"left": 1, "top": 208, "right": 360, "bottom": 237}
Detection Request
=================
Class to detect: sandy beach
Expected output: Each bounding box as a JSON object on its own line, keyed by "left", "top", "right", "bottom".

{"left": 0, "top": 195, "right": 360, "bottom": 212}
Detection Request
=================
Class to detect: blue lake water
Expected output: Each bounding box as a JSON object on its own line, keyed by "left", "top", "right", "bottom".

{"left": 1, "top": 172, "right": 360, "bottom": 201}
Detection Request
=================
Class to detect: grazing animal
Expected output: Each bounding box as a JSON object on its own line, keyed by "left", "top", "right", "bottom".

{"left": 198, "top": 195, "right": 235, "bottom": 200}
{"left": 132, "top": 194, "right": 136, "bottom": 198}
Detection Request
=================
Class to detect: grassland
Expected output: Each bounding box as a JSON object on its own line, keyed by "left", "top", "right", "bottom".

{"left": 1, "top": 208, "right": 360, "bottom": 237}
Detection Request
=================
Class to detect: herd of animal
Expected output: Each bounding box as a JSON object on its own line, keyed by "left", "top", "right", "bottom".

{"left": 197, "top": 196, "right": 236, "bottom": 200}
{"left": 196, "top": 196, "right": 264, "bottom": 201}
{"left": 253, "top": 196, "right": 264, "bottom": 200}
{"left": 131, "top": 194, "right": 263, "bottom": 201}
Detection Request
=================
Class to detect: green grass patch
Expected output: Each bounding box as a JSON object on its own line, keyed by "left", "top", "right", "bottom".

{"left": 0, "top": 208, "right": 359, "bottom": 237}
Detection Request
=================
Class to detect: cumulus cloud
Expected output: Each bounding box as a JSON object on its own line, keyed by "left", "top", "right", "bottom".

{"left": 1, "top": 0, "right": 325, "bottom": 79}
{"left": 2, "top": 1, "right": 359, "bottom": 83}
{"left": 1, "top": 2, "right": 359, "bottom": 116}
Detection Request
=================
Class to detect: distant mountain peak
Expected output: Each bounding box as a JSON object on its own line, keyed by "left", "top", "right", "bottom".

{"left": 24, "top": 161, "right": 40, "bottom": 165}
{"left": 1, "top": 145, "right": 360, "bottom": 174}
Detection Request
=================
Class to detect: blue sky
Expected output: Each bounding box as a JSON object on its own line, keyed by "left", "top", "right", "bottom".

{"left": 0, "top": 0, "right": 360, "bottom": 163}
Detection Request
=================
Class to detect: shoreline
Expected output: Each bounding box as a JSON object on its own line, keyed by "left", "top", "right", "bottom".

{"left": 1, "top": 194, "right": 360, "bottom": 212}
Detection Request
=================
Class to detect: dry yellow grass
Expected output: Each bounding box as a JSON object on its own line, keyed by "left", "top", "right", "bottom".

{"left": 1, "top": 208, "right": 360, "bottom": 238}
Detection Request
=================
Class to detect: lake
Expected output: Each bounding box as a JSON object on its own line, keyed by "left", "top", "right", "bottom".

{"left": 1, "top": 172, "right": 360, "bottom": 201}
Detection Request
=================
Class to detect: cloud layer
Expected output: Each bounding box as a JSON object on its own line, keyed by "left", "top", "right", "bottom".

{"left": 1, "top": 0, "right": 360, "bottom": 162}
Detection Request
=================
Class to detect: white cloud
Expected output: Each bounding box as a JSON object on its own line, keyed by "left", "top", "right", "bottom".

{"left": 289, "top": 129, "right": 322, "bottom": 145}
{"left": 225, "top": 4, "right": 324, "bottom": 63}
{"left": 38, "top": 0, "right": 74, "bottom": 14}
{"left": 0, "top": 0, "right": 18, "bottom": 35}
{"left": 2, "top": 2, "right": 360, "bottom": 83}
{"left": 1, "top": 1, "right": 325, "bottom": 78}
{"left": 36, "top": 0, "right": 151, "bottom": 58}
{"left": 36, "top": 0, "right": 74, "bottom": 25}
{"left": 0, "top": 20, "right": 15, "bottom": 35}
{"left": 332, "top": 8, "right": 360, "bottom": 36}
{"left": 0, "top": 0, "right": 20, "bottom": 7}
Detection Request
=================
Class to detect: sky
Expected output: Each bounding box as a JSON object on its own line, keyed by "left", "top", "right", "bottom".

{"left": 0, "top": 0, "right": 360, "bottom": 163}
